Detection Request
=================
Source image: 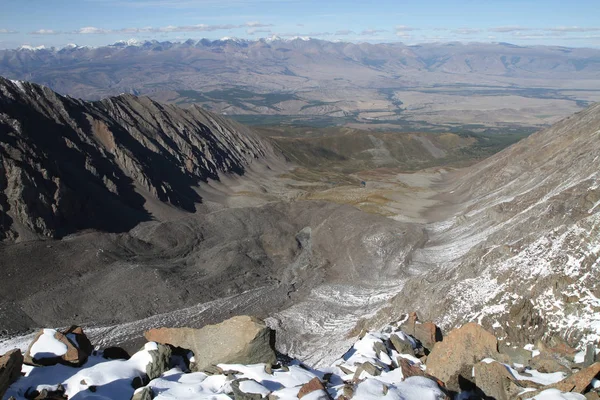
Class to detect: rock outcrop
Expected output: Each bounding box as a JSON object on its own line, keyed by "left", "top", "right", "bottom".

{"left": 0, "top": 76, "right": 276, "bottom": 240}
{"left": 144, "top": 315, "right": 277, "bottom": 371}
{"left": 0, "top": 349, "right": 23, "bottom": 398}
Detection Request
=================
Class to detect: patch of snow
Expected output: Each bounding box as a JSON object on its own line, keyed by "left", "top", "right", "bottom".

{"left": 18, "top": 45, "right": 46, "bottom": 51}
{"left": 530, "top": 388, "right": 586, "bottom": 399}
{"left": 238, "top": 380, "right": 270, "bottom": 396}
{"left": 29, "top": 329, "right": 68, "bottom": 359}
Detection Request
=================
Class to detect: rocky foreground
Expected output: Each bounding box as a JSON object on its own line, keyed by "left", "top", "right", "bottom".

{"left": 1, "top": 313, "right": 599, "bottom": 400}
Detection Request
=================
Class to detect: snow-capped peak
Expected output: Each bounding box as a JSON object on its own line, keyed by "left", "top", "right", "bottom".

{"left": 218, "top": 36, "right": 246, "bottom": 43}
{"left": 18, "top": 45, "right": 46, "bottom": 51}
{"left": 113, "top": 39, "right": 142, "bottom": 47}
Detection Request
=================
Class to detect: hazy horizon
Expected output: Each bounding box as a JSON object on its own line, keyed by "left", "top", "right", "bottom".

{"left": 1, "top": 0, "right": 599, "bottom": 49}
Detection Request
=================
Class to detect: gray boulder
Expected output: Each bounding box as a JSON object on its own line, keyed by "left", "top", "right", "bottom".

{"left": 144, "top": 316, "right": 276, "bottom": 371}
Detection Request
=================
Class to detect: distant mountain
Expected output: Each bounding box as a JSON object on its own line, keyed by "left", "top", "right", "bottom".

{"left": 2, "top": 39, "right": 599, "bottom": 129}
{"left": 0, "top": 77, "right": 276, "bottom": 240}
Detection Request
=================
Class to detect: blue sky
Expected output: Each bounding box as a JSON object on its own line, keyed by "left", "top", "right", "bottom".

{"left": 1, "top": 0, "right": 599, "bottom": 49}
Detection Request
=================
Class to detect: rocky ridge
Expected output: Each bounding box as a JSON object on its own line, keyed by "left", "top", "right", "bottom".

{"left": 0, "top": 76, "right": 276, "bottom": 240}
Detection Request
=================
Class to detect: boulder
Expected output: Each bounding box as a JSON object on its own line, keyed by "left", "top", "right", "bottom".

{"left": 400, "top": 312, "right": 442, "bottom": 352}
{"left": 297, "top": 377, "right": 329, "bottom": 399}
{"left": 145, "top": 343, "right": 172, "bottom": 380}
{"left": 231, "top": 379, "right": 270, "bottom": 399}
{"left": 473, "top": 361, "right": 527, "bottom": 400}
{"left": 397, "top": 357, "right": 446, "bottom": 391}
{"left": 551, "top": 362, "right": 600, "bottom": 393}
{"left": 0, "top": 349, "right": 23, "bottom": 399}
{"left": 131, "top": 387, "right": 154, "bottom": 400}
{"left": 426, "top": 323, "right": 500, "bottom": 392}
{"left": 543, "top": 337, "right": 579, "bottom": 363}
{"left": 353, "top": 362, "right": 381, "bottom": 381}
{"left": 389, "top": 334, "right": 413, "bottom": 355}
{"left": 585, "top": 391, "right": 600, "bottom": 400}
{"left": 398, "top": 357, "right": 426, "bottom": 379}
{"left": 24, "top": 326, "right": 92, "bottom": 367}
{"left": 144, "top": 316, "right": 276, "bottom": 372}
{"left": 530, "top": 353, "right": 571, "bottom": 374}
{"left": 498, "top": 342, "right": 532, "bottom": 366}
{"left": 519, "top": 362, "right": 600, "bottom": 399}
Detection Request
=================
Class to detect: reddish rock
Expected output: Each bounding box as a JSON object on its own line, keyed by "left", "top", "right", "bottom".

{"left": 24, "top": 326, "right": 92, "bottom": 367}
{"left": 426, "top": 323, "right": 500, "bottom": 392}
{"left": 398, "top": 357, "right": 426, "bottom": 379}
{"left": 401, "top": 312, "right": 442, "bottom": 351}
{"left": 552, "top": 362, "right": 600, "bottom": 393}
{"left": 0, "top": 349, "right": 23, "bottom": 399}
{"left": 397, "top": 357, "right": 447, "bottom": 393}
{"left": 519, "top": 363, "right": 600, "bottom": 399}
{"left": 297, "top": 377, "right": 329, "bottom": 398}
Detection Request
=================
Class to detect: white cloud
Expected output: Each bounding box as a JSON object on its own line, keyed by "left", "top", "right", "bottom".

{"left": 395, "top": 25, "right": 418, "bottom": 32}
{"left": 75, "top": 26, "right": 111, "bottom": 34}
{"left": 245, "top": 21, "right": 273, "bottom": 28}
{"left": 0, "top": 29, "right": 18, "bottom": 34}
{"left": 547, "top": 26, "right": 600, "bottom": 32}
{"left": 335, "top": 30, "right": 354, "bottom": 36}
{"left": 360, "top": 29, "right": 386, "bottom": 36}
{"left": 31, "top": 29, "right": 61, "bottom": 35}
{"left": 452, "top": 28, "right": 482, "bottom": 35}
{"left": 247, "top": 28, "right": 271, "bottom": 35}
{"left": 395, "top": 25, "right": 418, "bottom": 39}
{"left": 69, "top": 22, "right": 272, "bottom": 34}
{"left": 489, "top": 26, "right": 530, "bottom": 33}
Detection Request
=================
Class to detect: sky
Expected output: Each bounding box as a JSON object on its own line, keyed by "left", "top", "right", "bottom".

{"left": 1, "top": 0, "right": 600, "bottom": 49}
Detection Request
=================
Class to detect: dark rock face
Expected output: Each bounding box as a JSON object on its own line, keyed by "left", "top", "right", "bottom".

{"left": 0, "top": 349, "right": 23, "bottom": 399}
{"left": 0, "top": 77, "right": 274, "bottom": 240}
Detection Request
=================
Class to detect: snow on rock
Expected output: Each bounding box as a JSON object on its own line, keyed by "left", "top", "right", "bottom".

{"left": 530, "top": 388, "right": 586, "bottom": 399}
{"left": 5, "top": 343, "right": 158, "bottom": 400}
{"left": 4, "top": 322, "right": 446, "bottom": 400}
{"left": 238, "top": 380, "right": 270, "bottom": 396}
{"left": 28, "top": 329, "right": 68, "bottom": 359}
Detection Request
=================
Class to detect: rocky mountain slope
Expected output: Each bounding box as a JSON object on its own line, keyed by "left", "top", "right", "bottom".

{"left": 0, "top": 78, "right": 428, "bottom": 345}
{"left": 1, "top": 39, "right": 599, "bottom": 129}
{"left": 1, "top": 77, "right": 599, "bottom": 382}
{"left": 0, "top": 76, "right": 276, "bottom": 240}
{"left": 376, "top": 103, "right": 600, "bottom": 348}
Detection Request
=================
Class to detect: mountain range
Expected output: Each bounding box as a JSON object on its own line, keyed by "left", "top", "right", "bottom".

{"left": 2, "top": 39, "right": 600, "bottom": 130}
